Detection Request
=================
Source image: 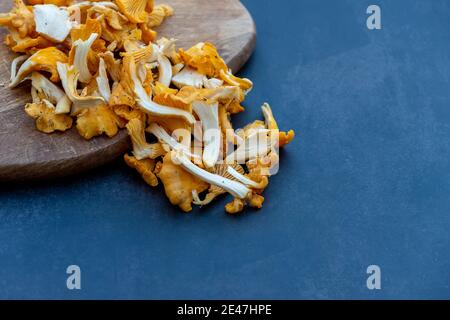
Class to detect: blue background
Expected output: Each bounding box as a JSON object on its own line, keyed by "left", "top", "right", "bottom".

{"left": 1, "top": 0, "right": 450, "bottom": 299}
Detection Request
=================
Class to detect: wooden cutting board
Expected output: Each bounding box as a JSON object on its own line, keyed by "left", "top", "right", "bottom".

{"left": 0, "top": 0, "right": 256, "bottom": 181}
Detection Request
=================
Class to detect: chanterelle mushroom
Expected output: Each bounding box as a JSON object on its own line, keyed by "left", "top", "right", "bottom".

{"left": 157, "top": 152, "right": 209, "bottom": 212}
{"left": 0, "top": 0, "right": 35, "bottom": 39}
{"left": 126, "top": 118, "right": 168, "bottom": 160}
{"left": 115, "top": 0, "right": 153, "bottom": 24}
{"left": 192, "top": 100, "right": 220, "bottom": 168}
{"left": 25, "top": 100, "right": 73, "bottom": 133}
{"left": 171, "top": 151, "right": 251, "bottom": 200}
{"left": 0, "top": 0, "right": 296, "bottom": 215}
{"left": 10, "top": 47, "right": 68, "bottom": 88}
{"left": 34, "top": 4, "right": 72, "bottom": 43}
{"left": 31, "top": 72, "right": 71, "bottom": 114}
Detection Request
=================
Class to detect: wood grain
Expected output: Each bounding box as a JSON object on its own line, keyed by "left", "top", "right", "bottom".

{"left": 0, "top": 0, "right": 256, "bottom": 181}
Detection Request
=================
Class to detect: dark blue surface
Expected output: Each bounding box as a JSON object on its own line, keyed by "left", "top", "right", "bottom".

{"left": 1, "top": 0, "right": 450, "bottom": 299}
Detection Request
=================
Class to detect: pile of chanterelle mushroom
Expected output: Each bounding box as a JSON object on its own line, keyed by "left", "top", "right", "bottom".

{"left": 0, "top": 0, "right": 295, "bottom": 214}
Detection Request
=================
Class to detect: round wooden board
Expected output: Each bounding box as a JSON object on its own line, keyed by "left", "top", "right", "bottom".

{"left": 0, "top": 0, "right": 256, "bottom": 181}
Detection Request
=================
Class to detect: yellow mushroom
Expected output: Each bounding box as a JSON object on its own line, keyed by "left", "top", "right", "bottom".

{"left": 34, "top": 4, "right": 72, "bottom": 43}
{"left": 152, "top": 81, "right": 178, "bottom": 96}
{"left": 225, "top": 193, "right": 265, "bottom": 214}
{"left": 157, "top": 152, "right": 209, "bottom": 213}
{"left": 57, "top": 62, "right": 105, "bottom": 115}
{"left": 10, "top": 55, "right": 29, "bottom": 83}
{"left": 71, "top": 33, "right": 98, "bottom": 83}
{"left": 179, "top": 42, "right": 228, "bottom": 78}
{"left": 147, "top": 4, "right": 173, "bottom": 28}
{"left": 70, "top": 17, "right": 103, "bottom": 42}
{"left": 86, "top": 4, "right": 128, "bottom": 31}
{"left": 176, "top": 85, "right": 246, "bottom": 114}
{"left": 10, "top": 47, "right": 68, "bottom": 88}
{"left": 4, "top": 30, "right": 54, "bottom": 54}
{"left": 124, "top": 154, "right": 159, "bottom": 187}
{"left": 219, "top": 69, "right": 253, "bottom": 92}
{"left": 25, "top": 100, "right": 73, "bottom": 133}
{"left": 109, "top": 46, "right": 154, "bottom": 108}
{"left": 112, "top": 104, "right": 146, "bottom": 122}
{"left": 0, "top": 0, "right": 35, "bottom": 39}
{"left": 96, "top": 58, "right": 111, "bottom": 102}
{"left": 261, "top": 102, "right": 295, "bottom": 147}
{"left": 126, "top": 118, "right": 168, "bottom": 160}
{"left": 172, "top": 66, "right": 206, "bottom": 89}
{"left": 128, "top": 56, "right": 196, "bottom": 125}
{"left": 218, "top": 104, "right": 238, "bottom": 145}
{"left": 179, "top": 42, "right": 253, "bottom": 91}
{"left": 115, "top": 0, "right": 153, "bottom": 24}
{"left": 171, "top": 151, "right": 251, "bottom": 200}
{"left": 225, "top": 198, "right": 245, "bottom": 215}
{"left": 27, "top": 0, "right": 73, "bottom": 6}
{"left": 76, "top": 104, "right": 124, "bottom": 140}
{"left": 98, "top": 51, "right": 122, "bottom": 82}
{"left": 203, "top": 77, "right": 223, "bottom": 89}
{"left": 153, "top": 89, "right": 191, "bottom": 113}
{"left": 192, "top": 163, "right": 245, "bottom": 206}
{"left": 192, "top": 100, "right": 220, "bottom": 168}
{"left": 31, "top": 72, "right": 72, "bottom": 114}
{"left": 225, "top": 128, "right": 271, "bottom": 164}
{"left": 224, "top": 155, "right": 276, "bottom": 215}
{"left": 110, "top": 82, "right": 137, "bottom": 108}
{"left": 146, "top": 123, "right": 200, "bottom": 161}
{"left": 156, "top": 53, "right": 172, "bottom": 87}
{"left": 0, "top": 0, "right": 296, "bottom": 216}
